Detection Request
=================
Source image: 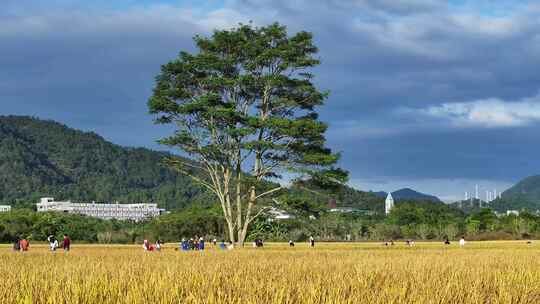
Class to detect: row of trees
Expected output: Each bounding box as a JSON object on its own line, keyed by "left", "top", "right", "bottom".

{"left": 2, "top": 203, "right": 539, "bottom": 243}
{"left": 249, "top": 202, "right": 540, "bottom": 242}
{"left": 0, "top": 207, "right": 226, "bottom": 244}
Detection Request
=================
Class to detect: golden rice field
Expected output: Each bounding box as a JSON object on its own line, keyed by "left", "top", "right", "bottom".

{"left": 1, "top": 241, "right": 539, "bottom": 304}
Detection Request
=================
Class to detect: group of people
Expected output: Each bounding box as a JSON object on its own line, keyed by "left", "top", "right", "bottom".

{"left": 8, "top": 234, "right": 490, "bottom": 253}
{"left": 47, "top": 234, "right": 71, "bottom": 252}
{"left": 143, "top": 237, "right": 222, "bottom": 252}
{"left": 12, "top": 237, "right": 30, "bottom": 252}
{"left": 253, "top": 239, "right": 264, "bottom": 247}
{"left": 142, "top": 236, "right": 317, "bottom": 251}
{"left": 383, "top": 237, "right": 468, "bottom": 247}
{"left": 180, "top": 237, "right": 205, "bottom": 251}
{"left": 445, "top": 237, "right": 467, "bottom": 246}
{"left": 143, "top": 239, "right": 163, "bottom": 251}
{"left": 12, "top": 234, "right": 70, "bottom": 252}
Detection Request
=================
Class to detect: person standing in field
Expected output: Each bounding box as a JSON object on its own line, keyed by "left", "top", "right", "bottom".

{"left": 143, "top": 239, "right": 150, "bottom": 251}
{"left": 47, "top": 235, "right": 58, "bottom": 251}
{"left": 194, "top": 237, "right": 200, "bottom": 250}
{"left": 19, "top": 238, "right": 29, "bottom": 252}
{"left": 13, "top": 237, "right": 20, "bottom": 251}
{"left": 155, "top": 239, "right": 162, "bottom": 251}
{"left": 181, "top": 238, "right": 189, "bottom": 251}
{"left": 459, "top": 237, "right": 466, "bottom": 246}
{"left": 309, "top": 236, "right": 315, "bottom": 247}
{"left": 198, "top": 237, "right": 205, "bottom": 250}
{"left": 289, "top": 240, "right": 295, "bottom": 247}
{"left": 62, "top": 234, "right": 71, "bottom": 252}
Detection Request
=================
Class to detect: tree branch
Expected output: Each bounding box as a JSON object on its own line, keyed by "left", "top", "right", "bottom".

{"left": 254, "top": 186, "right": 284, "bottom": 200}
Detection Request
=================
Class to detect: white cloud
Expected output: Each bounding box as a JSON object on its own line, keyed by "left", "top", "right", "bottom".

{"left": 409, "top": 92, "right": 540, "bottom": 128}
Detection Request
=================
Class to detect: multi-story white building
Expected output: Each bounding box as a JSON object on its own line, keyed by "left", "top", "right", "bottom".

{"left": 385, "top": 193, "right": 394, "bottom": 215}
{"left": 0, "top": 205, "right": 11, "bottom": 212}
{"left": 37, "top": 197, "right": 163, "bottom": 221}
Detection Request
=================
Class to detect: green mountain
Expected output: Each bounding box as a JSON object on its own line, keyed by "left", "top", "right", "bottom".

{"left": 283, "top": 182, "right": 384, "bottom": 214}
{"left": 488, "top": 175, "right": 540, "bottom": 212}
{"left": 0, "top": 115, "right": 212, "bottom": 210}
{"left": 372, "top": 188, "right": 441, "bottom": 203}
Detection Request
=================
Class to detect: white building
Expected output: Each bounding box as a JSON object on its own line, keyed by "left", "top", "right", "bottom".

{"left": 329, "top": 207, "right": 356, "bottom": 213}
{"left": 37, "top": 197, "right": 163, "bottom": 221}
{"left": 385, "top": 193, "right": 394, "bottom": 215}
{"left": 267, "top": 207, "right": 295, "bottom": 221}
{"left": 506, "top": 210, "right": 519, "bottom": 216}
{"left": 0, "top": 205, "right": 11, "bottom": 212}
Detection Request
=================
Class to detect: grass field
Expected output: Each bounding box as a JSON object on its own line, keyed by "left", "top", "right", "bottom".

{"left": 1, "top": 241, "right": 539, "bottom": 304}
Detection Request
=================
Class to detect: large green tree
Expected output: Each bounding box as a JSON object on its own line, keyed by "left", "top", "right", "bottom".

{"left": 149, "top": 23, "right": 346, "bottom": 246}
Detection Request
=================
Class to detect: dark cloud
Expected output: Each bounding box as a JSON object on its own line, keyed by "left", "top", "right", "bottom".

{"left": 2, "top": 1, "right": 540, "bottom": 199}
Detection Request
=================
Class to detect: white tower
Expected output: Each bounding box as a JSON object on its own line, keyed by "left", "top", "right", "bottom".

{"left": 475, "top": 184, "right": 479, "bottom": 200}
{"left": 385, "top": 192, "right": 394, "bottom": 215}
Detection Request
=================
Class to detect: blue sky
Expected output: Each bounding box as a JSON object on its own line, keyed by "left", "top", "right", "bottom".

{"left": 3, "top": 0, "right": 540, "bottom": 201}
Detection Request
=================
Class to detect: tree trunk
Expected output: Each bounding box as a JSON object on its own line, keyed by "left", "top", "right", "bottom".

{"left": 226, "top": 218, "right": 236, "bottom": 245}
{"left": 236, "top": 187, "right": 256, "bottom": 247}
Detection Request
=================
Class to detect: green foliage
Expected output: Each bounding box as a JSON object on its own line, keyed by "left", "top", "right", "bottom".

{"left": 148, "top": 206, "right": 225, "bottom": 241}
{"left": 149, "top": 22, "right": 341, "bottom": 180}
{"left": 283, "top": 182, "right": 384, "bottom": 212}
{"left": 383, "top": 201, "right": 465, "bottom": 240}
{"left": 0, "top": 209, "right": 129, "bottom": 243}
{"left": 0, "top": 207, "right": 229, "bottom": 243}
{"left": 1, "top": 201, "right": 540, "bottom": 243}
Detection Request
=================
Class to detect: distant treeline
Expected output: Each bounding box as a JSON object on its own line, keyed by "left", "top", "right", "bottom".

{"left": 2, "top": 201, "right": 540, "bottom": 243}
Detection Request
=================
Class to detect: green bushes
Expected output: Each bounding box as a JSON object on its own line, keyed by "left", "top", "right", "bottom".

{"left": 1, "top": 203, "right": 540, "bottom": 243}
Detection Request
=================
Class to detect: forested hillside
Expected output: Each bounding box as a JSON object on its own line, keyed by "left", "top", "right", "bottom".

{"left": 0, "top": 116, "right": 383, "bottom": 211}
{"left": 373, "top": 188, "right": 441, "bottom": 203}
{"left": 0, "top": 116, "right": 213, "bottom": 210}
{"left": 486, "top": 175, "right": 540, "bottom": 212}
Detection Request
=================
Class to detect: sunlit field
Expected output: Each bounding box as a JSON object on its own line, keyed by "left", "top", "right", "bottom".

{"left": 1, "top": 241, "right": 539, "bottom": 304}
